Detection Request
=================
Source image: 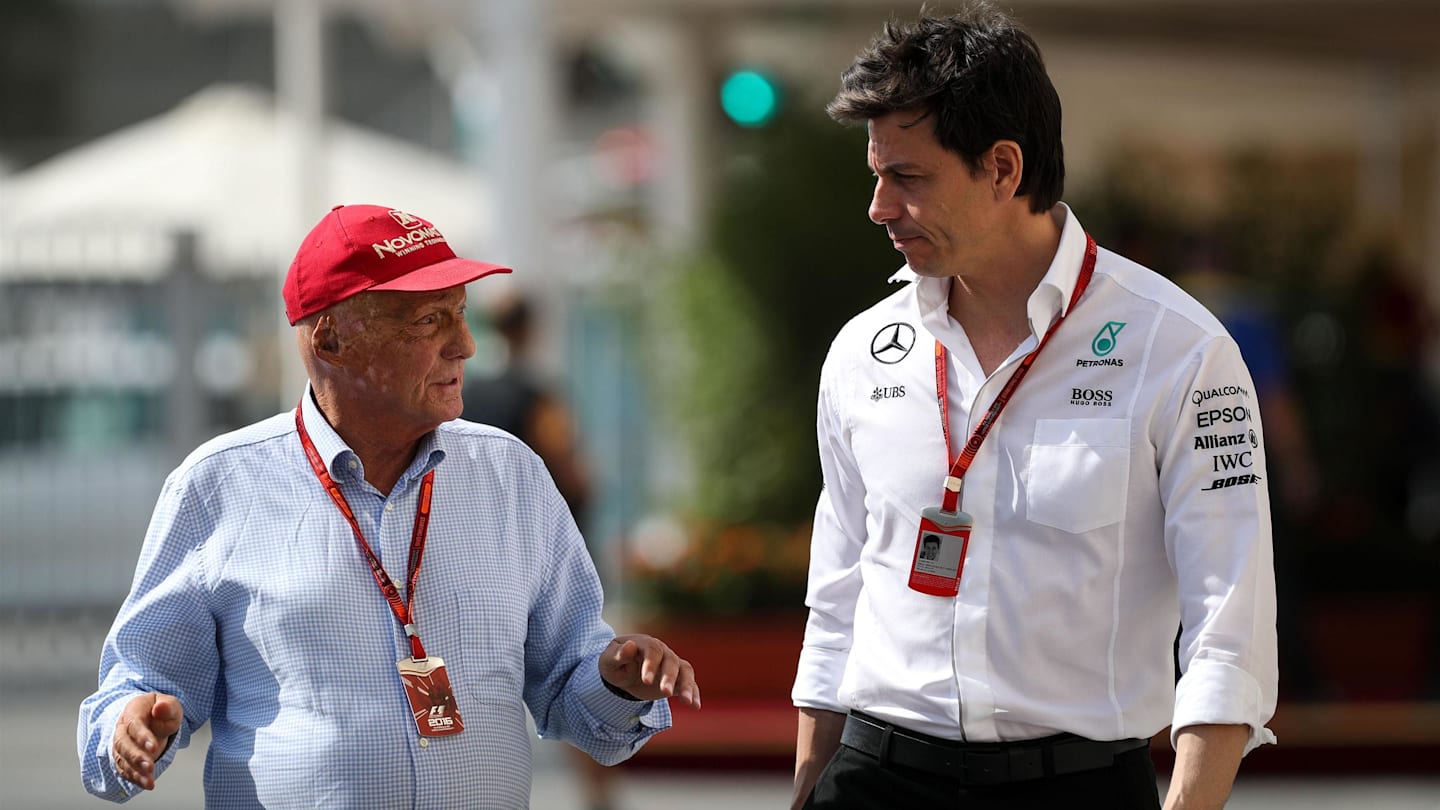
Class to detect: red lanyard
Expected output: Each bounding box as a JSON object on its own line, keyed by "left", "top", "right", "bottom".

{"left": 934, "top": 233, "right": 1098, "bottom": 513}
{"left": 295, "top": 404, "right": 435, "bottom": 661}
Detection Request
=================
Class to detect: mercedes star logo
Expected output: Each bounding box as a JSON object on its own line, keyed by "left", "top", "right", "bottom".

{"left": 870, "top": 323, "right": 917, "bottom": 364}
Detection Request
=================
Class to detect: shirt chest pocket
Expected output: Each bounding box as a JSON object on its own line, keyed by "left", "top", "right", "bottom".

{"left": 1025, "top": 418, "right": 1131, "bottom": 534}
{"left": 446, "top": 587, "right": 526, "bottom": 704}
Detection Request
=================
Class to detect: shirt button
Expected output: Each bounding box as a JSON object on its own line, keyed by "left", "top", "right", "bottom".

{"left": 385, "top": 502, "right": 395, "bottom": 512}
{"left": 419, "top": 738, "right": 429, "bottom": 748}
{"left": 348, "top": 459, "right": 358, "bottom": 470}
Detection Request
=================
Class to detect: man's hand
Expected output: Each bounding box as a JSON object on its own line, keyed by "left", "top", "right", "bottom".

{"left": 599, "top": 635, "right": 700, "bottom": 709}
{"left": 113, "top": 693, "right": 183, "bottom": 790}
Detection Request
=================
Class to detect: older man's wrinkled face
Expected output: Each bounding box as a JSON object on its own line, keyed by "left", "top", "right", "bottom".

{"left": 332, "top": 286, "right": 475, "bottom": 439}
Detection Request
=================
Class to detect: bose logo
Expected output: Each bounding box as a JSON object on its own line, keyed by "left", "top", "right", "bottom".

{"left": 1202, "top": 473, "right": 1261, "bottom": 491}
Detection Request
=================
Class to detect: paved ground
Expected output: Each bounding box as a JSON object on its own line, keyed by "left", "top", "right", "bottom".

{"left": 7, "top": 686, "right": 1437, "bottom": 810}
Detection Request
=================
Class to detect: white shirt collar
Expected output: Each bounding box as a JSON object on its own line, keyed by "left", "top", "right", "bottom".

{"left": 896, "top": 202, "right": 1087, "bottom": 344}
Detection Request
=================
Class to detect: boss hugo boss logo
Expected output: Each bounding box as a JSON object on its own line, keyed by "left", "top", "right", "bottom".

{"left": 1070, "top": 387, "right": 1114, "bottom": 406}
{"left": 1191, "top": 385, "right": 1250, "bottom": 406}
{"left": 871, "top": 323, "right": 917, "bottom": 364}
{"left": 871, "top": 385, "right": 906, "bottom": 402}
{"left": 1091, "top": 321, "right": 1126, "bottom": 356}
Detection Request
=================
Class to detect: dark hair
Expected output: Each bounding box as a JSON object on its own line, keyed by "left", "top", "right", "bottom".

{"left": 828, "top": 3, "right": 1064, "bottom": 213}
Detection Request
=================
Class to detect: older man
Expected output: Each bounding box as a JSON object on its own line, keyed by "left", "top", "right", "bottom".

{"left": 79, "top": 204, "right": 699, "bottom": 808}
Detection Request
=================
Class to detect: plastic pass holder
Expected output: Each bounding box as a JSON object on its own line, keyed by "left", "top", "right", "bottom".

{"left": 908, "top": 500, "right": 973, "bottom": 598}
{"left": 397, "top": 655, "right": 465, "bottom": 737}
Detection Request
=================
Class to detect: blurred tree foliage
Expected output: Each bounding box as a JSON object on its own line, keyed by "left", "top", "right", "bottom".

{"left": 1073, "top": 147, "right": 1440, "bottom": 588}
{"left": 652, "top": 105, "right": 899, "bottom": 526}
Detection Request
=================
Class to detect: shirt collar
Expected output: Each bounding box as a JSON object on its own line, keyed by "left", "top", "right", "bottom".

{"left": 297, "top": 384, "right": 447, "bottom": 485}
{"left": 1024, "top": 202, "right": 1087, "bottom": 334}
{"left": 906, "top": 202, "right": 1087, "bottom": 342}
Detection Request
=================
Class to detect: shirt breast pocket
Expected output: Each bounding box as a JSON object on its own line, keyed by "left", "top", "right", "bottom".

{"left": 1026, "top": 418, "right": 1131, "bottom": 534}
{"left": 447, "top": 587, "right": 526, "bottom": 705}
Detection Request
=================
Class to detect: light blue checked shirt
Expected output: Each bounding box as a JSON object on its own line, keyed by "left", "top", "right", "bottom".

{"left": 78, "top": 388, "right": 669, "bottom": 808}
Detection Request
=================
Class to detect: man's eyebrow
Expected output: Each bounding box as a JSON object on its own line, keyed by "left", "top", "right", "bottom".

{"left": 871, "top": 160, "right": 928, "bottom": 175}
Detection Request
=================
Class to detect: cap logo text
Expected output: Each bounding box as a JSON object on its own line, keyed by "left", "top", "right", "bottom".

{"left": 373, "top": 226, "right": 445, "bottom": 259}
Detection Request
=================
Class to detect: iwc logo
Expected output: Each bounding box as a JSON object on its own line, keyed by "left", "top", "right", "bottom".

{"left": 870, "top": 323, "right": 917, "bottom": 364}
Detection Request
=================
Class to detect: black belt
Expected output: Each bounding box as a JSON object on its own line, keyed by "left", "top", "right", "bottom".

{"left": 841, "top": 711, "right": 1149, "bottom": 786}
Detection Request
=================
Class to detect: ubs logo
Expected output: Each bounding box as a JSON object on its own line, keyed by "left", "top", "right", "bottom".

{"left": 871, "top": 323, "right": 917, "bottom": 364}
{"left": 871, "top": 385, "right": 906, "bottom": 402}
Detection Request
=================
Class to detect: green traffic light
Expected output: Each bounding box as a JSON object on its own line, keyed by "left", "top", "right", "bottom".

{"left": 721, "top": 70, "right": 779, "bottom": 127}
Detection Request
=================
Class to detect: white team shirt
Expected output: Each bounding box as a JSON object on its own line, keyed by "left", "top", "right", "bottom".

{"left": 792, "top": 204, "right": 1278, "bottom": 754}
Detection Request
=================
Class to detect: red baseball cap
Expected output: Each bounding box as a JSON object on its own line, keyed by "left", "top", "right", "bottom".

{"left": 283, "top": 204, "right": 511, "bottom": 324}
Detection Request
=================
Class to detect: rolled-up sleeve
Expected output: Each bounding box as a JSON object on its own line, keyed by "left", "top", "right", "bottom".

{"left": 1154, "top": 335, "right": 1278, "bottom": 754}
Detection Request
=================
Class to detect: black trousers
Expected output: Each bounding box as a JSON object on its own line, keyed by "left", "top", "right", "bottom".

{"left": 803, "top": 741, "right": 1162, "bottom": 810}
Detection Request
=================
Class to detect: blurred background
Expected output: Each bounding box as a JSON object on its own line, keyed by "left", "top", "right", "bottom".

{"left": 1, "top": 0, "right": 1437, "bottom": 807}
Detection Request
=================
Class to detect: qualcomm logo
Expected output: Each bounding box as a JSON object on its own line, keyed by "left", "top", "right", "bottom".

{"left": 870, "top": 323, "right": 916, "bottom": 364}
{"left": 1091, "top": 321, "right": 1126, "bottom": 356}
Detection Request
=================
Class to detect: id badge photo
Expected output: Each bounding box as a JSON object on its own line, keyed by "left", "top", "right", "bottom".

{"left": 907, "top": 505, "right": 973, "bottom": 597}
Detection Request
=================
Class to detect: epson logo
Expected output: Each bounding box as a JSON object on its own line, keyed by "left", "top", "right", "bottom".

{"left": 372, "top": 226, "right": 444, "bottom": 259}
{"left": 1196, "top": 406, "right": 1251, "bottom": 428}
{"left": 1071, "top": 388, "right": 1114, "bottom": 406}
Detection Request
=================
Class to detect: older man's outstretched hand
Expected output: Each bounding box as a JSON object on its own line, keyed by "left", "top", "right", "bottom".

{"left": 599, "top": 635, "right": 701, "bottom": 709}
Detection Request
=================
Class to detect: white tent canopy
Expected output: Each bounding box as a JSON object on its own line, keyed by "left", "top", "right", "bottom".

{"left": 0, "top": 84, "right": 491, "bottom": 280}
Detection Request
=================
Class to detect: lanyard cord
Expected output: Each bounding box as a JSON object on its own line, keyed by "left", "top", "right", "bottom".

{"left": 935, "top": 234, "right": 1098, "bottom": 513}
{"left": 295, "top": 404, "right": 434, "bottom": 660}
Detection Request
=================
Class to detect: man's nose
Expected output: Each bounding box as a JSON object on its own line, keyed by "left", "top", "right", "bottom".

{"left": 449, "top": 320, "right": 476, "bottom": 360}
{"left": 868, "top": 178, "right": 898, "bottom": 225}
